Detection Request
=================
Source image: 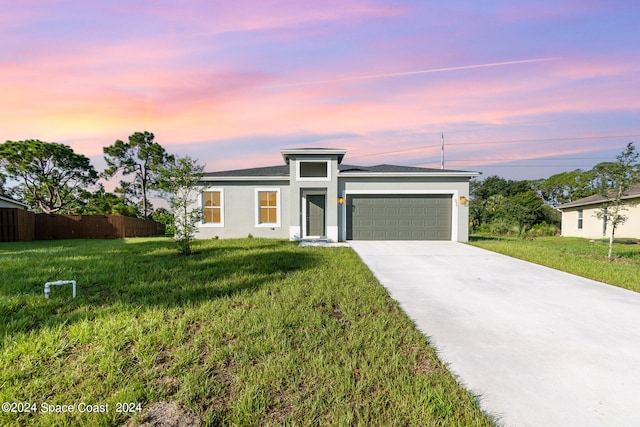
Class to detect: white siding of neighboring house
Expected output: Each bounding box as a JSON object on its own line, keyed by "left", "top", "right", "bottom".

{"left": 0, "top": 198, "right": 27, "bottom": 209}
{"left": 561, "top": 198, "right": 640, "bottom": 239}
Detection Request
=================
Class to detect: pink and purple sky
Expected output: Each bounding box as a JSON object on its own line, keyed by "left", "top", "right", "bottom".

{"left": 2, "top": 0, "right": 640, "bottom": 180}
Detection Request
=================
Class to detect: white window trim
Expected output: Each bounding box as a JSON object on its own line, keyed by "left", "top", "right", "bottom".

{"left": 295, "top": 159, "right": 331, "bottom": 182}
{"left": 200, "top": 188, "right": 225, "bottom": 228}
{"left": 255, "top": 188, "right": 281, "bottom": 227}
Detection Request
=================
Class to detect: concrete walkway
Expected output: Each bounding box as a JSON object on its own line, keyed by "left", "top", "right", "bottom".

{"left": 349, "top": 241, "right": 640, "bottom": 427}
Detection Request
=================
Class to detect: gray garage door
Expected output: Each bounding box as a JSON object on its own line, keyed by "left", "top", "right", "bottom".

{"left": 347, "top": 194, "right": 452, "bottom": 240}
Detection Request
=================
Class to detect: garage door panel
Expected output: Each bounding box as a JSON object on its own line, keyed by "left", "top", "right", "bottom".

{"left": 412, "top": 218, "right": 426, "bottom": 227}
{"left": 398, "top": 207, "right": 411, "bottom": 215}
{"left": 397, "top": 230, "right": 414, "bottom": 239}
{"left": 386, "top": 218, "right": 399, "bottom": 226}
{"left": 385, "top": 207, "right": 399, "bottom": 216}
{"left": 347, "top": 194, "right": 452, "bottom": 240}
{"left": 411, "top": 207, "right": 427, "bottom": 216}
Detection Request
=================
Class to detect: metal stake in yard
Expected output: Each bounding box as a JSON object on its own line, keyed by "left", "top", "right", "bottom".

{"left": 44, "top": 280, "right": 76, "bottom": 298}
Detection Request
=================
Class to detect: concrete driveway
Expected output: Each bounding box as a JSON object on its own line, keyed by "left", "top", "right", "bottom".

{"left": 349, "top": 241, "right": 640, "bottom": 427}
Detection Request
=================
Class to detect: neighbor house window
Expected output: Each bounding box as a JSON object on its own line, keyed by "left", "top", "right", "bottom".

{"left": 255, "top": 189, "right": 280, "bottom": 227}
{"left": 577, "top": 209, "right": 583, "bottom": 229}
{"left": 297, "top": 160, "right": 330, "bottom": 180}
{"left": 202, "top": 190, "right": 224, "bottom": 226}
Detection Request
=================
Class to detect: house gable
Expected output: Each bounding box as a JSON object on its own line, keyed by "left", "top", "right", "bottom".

{"left": 557, "top": 183, "right": 640, "bottom": 209}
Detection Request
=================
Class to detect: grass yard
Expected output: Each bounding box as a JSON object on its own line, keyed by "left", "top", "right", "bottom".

{"left": 469, "top": 235, "right": 640, "bottom": 293}
{"left": 0, "top": 238, "right": 494, "bottom": 427}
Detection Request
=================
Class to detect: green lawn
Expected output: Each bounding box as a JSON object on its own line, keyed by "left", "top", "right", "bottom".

{"left": 0, "top": 238, "right": 494, "bottom": 427}
{"left": 468, "top": 235, "right": 640, "bottom": 292}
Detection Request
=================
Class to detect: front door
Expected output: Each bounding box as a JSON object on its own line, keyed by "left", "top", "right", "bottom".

{"left": 306, "top": 194, "right": 326, "bottom": 237}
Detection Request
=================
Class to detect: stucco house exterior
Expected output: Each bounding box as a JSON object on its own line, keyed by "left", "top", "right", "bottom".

{"left": 0, "top": 194, "right": 28, "bottom": 209}
{"left": 193, "top": 148, "right": 479, "bottom": 242}
{"left": 557, "top": 183, "right": 640, "bottom": 239}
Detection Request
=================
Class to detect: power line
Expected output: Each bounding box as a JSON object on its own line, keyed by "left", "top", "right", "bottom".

{"left": 348, "top": 134, "right": 640, "bottom": 160}
{"left": 408, "top": 155, "right": 614, "bottom": 167}
{"left": 417, "top": 161, "right": 605, "bottom": 169}
{"left": 447, "top": 134, "right": 640, "bottom": 147}
{"left": 416, "top": 161, "right": 609, "bottom": 168}
{"left": 467, "top": 165, "right": 600, "bottom": 168}
{"left": 441, "top": 157, "right": 613, "bottom": 162}
{"left": 349, "top": 144, "right": 440, "bottom": 159}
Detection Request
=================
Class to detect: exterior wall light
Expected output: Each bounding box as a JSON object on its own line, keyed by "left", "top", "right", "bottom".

{"left": 338, "top": 197, "right": 344, "bottom": 205}
{"left": 458, "top": 196, "right": 469, "bottom": 205}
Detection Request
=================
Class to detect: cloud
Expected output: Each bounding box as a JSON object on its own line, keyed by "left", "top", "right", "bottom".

{"left": 1, "top": 0, "right": 639, "bottom": 183}
{"left": 498, "top": 1, "right": 622, "bottom": 23}
{"left": 86, "top": 0, "right": 405, "bottom": 47}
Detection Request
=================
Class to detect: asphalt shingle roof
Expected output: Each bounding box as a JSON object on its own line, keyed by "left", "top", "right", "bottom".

{"left": 339, "top": 164, "right": 467, "bottom": 173}
{"left": 203, "top": 165, "right": 289, "bottom": 177}
{"left": 203, "top": 163, "right": 471, "bottom": 177}
{"left": 557, "top": 183, "right": 640, "bottom": 209}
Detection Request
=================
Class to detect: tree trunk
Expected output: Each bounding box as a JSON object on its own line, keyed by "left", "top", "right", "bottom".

{"left": 181, "top": 202, "right": 191, "bottom": 255}
{"left": 608, "top": 225, "right": 615, "bottom": 261}
{"left": 140, "top": 172, "right": 148, "bottom": 218}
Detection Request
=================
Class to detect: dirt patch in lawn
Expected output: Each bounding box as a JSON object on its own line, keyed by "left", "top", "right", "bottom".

{"left": 123, "top": 401, "right": 201, "bottom": 427}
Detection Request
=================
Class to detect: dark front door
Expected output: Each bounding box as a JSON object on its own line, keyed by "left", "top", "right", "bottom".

{"left": 306, "top": 194, "right": 326, "bottom": 237}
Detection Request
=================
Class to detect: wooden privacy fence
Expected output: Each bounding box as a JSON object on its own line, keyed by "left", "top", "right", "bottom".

{"left": 35, "top": 214, "right": 165, "bottom": 240}
{"left": 0, "top": 209, "right": 165, "bottom": 241}
{"left": 0, "top": 209, "right": 35, "bottom": 242}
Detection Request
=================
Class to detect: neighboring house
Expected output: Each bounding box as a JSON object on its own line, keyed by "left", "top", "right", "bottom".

{"left": 557, "top": 183, "right": 640, "bottom": 239}
{"left": 193, "top": 148, "right": 479, "bottom": 242}
{"left": 0, "top": 194, "right": 28, "bottom": 209}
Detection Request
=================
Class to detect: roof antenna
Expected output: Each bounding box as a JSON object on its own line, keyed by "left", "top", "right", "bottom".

{"left": 440, "top": 133, "right": 445, "bottom": 169}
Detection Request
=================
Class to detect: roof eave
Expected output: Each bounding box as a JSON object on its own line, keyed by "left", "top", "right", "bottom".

{"left": 0, "top": 195, "right": 29, "bottom": 208}
{"left": 281, "top": 148, "right": 346, "bottom": 164}
{"left": 558, "top": 194, "right": 640, "bottom": 209}
{"left": 558, "top": 202, "right": 597, "bottom": 210}
{"left": 200, "top": 176, "right": 290, "bottom": 182}
{"left": 338, "top": 171, "right": 481, "bottom": 178}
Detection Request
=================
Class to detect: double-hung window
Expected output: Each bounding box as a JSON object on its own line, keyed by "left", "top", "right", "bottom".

{"left": 202, "top": 190, "right": 224, "bottom": 226}
{"left": 256, "top": 189, "right": 280, "bottom": 227}
{"left": 577, "top": 209, "right": 583, "bottom": 230}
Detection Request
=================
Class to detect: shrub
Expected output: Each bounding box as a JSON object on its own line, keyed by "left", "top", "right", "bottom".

{"left": 527, "top": 222, "right": 560, "bottom": 237}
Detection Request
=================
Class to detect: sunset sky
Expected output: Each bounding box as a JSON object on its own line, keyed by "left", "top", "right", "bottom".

{"left": 2, "top": 0, "right": 639, "bottom": 180}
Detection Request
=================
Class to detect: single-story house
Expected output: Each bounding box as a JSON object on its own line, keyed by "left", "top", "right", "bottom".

{"left": 557, "top": 183, "right": 640, "bottom": 239}
{"left": 192, "top": 148, "right": 479, "bottom": 242}
{"left": 0, "top": 194, "right": 28, "bottom": 209}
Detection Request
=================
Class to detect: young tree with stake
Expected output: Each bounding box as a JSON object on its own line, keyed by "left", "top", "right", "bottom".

{"left": 158, "top": 155, "right": 205, "bottom": 255}
{"left": 594, "top": 143, "right": 640, "bottom": 261}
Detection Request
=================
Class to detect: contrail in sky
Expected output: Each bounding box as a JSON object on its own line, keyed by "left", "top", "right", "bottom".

{"left": 268, "top": 57, "right": 559, "bottom": 88}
